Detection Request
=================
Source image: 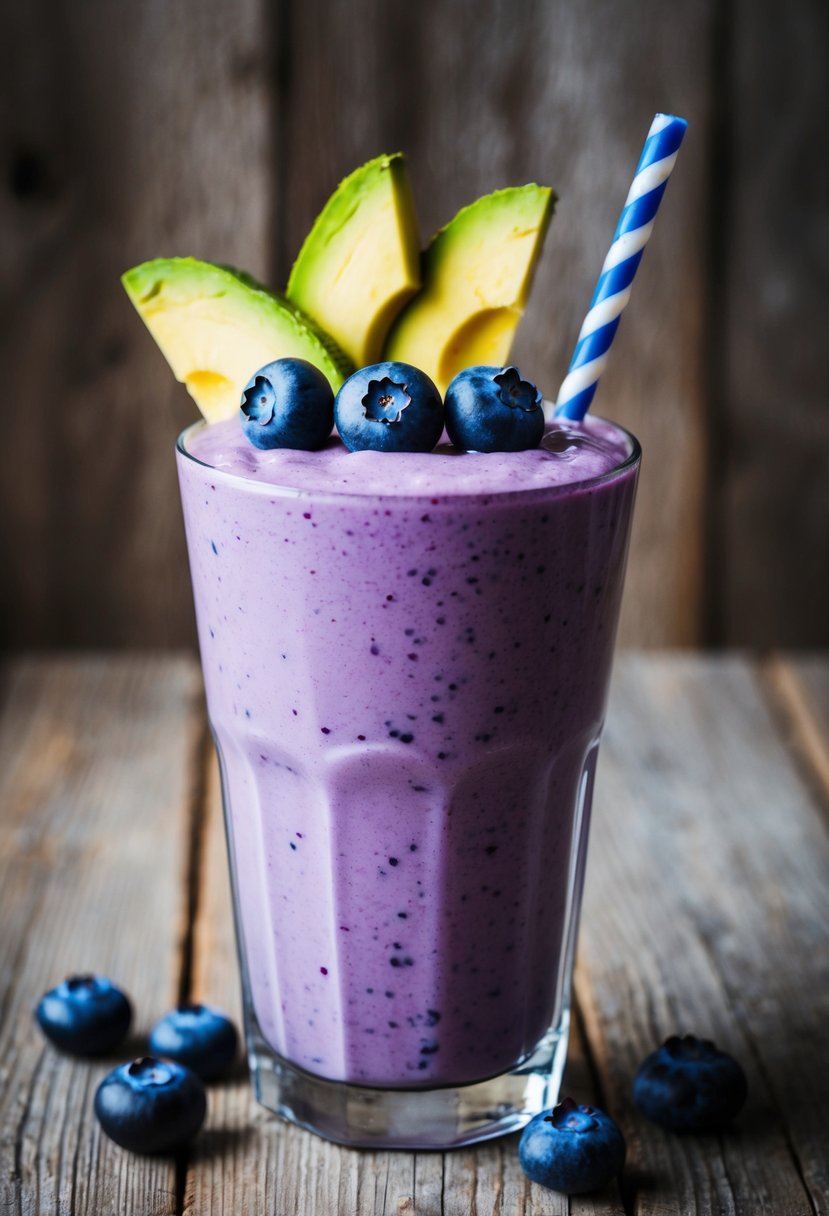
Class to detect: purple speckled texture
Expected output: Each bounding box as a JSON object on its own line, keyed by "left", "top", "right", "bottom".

{"left": 176, "top": 416, "right": 639, "bottom": 1087}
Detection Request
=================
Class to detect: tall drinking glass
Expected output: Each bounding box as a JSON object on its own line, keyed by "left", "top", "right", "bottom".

{"left": 176, "top": 417, "right": 640, "bottom": 1148}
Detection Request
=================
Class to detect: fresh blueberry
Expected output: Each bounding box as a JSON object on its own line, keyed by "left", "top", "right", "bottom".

{"left": 34, "top": 974, "right": 132, "bottom": 1056}
{"left": 445, "top": 365, "right": 545, "bottom": 452}
{"left": 633, "top": 1034, "right": 747, "bottom": 1133}
{"left": 148, "top": 1003, "right": 238, "bottom": 1081}
{"left": 240, "top": 357, "right": 333, "bottom": 450}
{"left": 519, "top": 1097, "right": 626, "bottom": 1194}
{"left": 94, "top": 1057, "right": 206, "bottom": 1153}
{"left": 334, "top": 361, "right": 443, "bottom": 453}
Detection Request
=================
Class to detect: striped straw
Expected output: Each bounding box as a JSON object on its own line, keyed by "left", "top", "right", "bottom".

{"left": 555, "top": 113, "right": 688, "bottom": 421}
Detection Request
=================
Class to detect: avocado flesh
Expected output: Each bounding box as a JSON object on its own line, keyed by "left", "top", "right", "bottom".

{"left": 384, "top": 185, "right": 555, "bottom": 394}
{"left": 287, "top": 153, "right": 421, "bottom": 367}
{"left": 122, "top": 257, "right": 353, "bottom": 423}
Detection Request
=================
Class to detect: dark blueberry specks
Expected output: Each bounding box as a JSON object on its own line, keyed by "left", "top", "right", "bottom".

{"left": 180, "top": 408, "right": 637, "bottom": 1087}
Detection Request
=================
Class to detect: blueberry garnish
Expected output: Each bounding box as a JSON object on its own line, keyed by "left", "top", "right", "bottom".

{"left": 240, "top": 357, "right": 333, "bottom": 450}
{"left": 34, "top": 974, "right": 132, "bottom": 1056}
{"left": 632, "top": 1034, "right": 747, "bottom": 1133}
{"left": 518, "top": 1097, "right": 626, "bottom": 1194}
{"left": 94, "top": 1056, "right": 207, "bottom": 1154}
{"left": 334, "top": 361, "right": 443, "bottom": 453}
{"left": 444, "top": 364, "right": 545, "bottom": 452}
{"left": 148, "top": 1003, "right": 238, "bottom": 1081}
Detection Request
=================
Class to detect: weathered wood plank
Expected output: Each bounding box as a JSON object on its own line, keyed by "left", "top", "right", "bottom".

{"left": 575, "top": 654, "right": 829, "bottom": 1214}
{"left": 281, "top": 0, "right": 711, "bottom": 648}
{"left": 0, "top": 656, "right": 203, "bottom": 1214}
{"left": 185, "top": 749, "right": 623, "bottom": 1213}
{"left": 718, "top": 1, "right": 829, "bottom": 646}
{"left": 0, "top": 0, "right": 271, "bottom": 648}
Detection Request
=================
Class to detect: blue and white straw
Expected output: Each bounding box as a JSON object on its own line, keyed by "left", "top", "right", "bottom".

{"left": 555, "top": 113, "right": 688, "bottom": 421}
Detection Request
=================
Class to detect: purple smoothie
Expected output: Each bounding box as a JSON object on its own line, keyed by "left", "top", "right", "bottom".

{"left": 177, "top": 416, "right": 638, "bottom": 1087}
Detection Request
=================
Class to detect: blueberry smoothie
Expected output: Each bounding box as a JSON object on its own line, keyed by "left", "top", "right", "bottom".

{"left": 176, "top": 417, "right": 638, "bottom": 1089}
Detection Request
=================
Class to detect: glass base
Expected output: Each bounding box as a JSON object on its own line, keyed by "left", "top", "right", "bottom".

{"left": 246, "top": 1013, "right": 570, "bottom": 1149}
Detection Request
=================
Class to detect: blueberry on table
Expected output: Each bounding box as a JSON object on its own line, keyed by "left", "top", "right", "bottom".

{"left": 34, "top": 974, "right": 132, "bottom": 1056}
{"left": 519, "top": 1097, "right": 626, "bottom": 1194}
{"left": 633, "top": 1034, "right": 748, "bottom": 1133}
{"left": 94, "top": 1057, "right": 207, "bottom": 1154}
{"left": 334, "top": 361, "right": 443, "bottom": 452}
{"left": 240, "top": 357, "right": 334, "bottom": 450}
{"left": 444, "top": 365, "right": 545, "bottom": 452}
{"left": 148, "top": 1003, "right": 238, "bottom": 1081}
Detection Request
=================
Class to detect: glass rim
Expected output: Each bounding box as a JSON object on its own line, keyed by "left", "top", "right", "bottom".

{"left": 175, "top": 414, "right": 641, "bottom": 506}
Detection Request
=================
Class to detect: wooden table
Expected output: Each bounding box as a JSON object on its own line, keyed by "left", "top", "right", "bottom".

{"left": 2, "top": 654, "right": 828, "bottom": 1215}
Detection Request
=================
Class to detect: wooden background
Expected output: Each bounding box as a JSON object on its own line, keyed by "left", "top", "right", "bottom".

{"left": 1, "top": 0, "right": 827, "bottom": 650}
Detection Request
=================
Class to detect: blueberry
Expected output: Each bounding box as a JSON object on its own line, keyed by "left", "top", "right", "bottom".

{"left": 240, "top": 357, "right": 333, "bottom": 450}
{"left": 34, "top": 974, "right": 132, "bottom": 1056}
{"left": 148, "top": 1003, "right": 238, "bottom": 1081}
{"left": 444, "top": 365, "right": 545, "bottom": 452}
{"left": 94, "top": 1057, "right": 206, "bottom": 1154}
{"left": 519, "top": 1097, "right": 625, "bottom": 1194}
{"left": 632, "top": 1034, "right": 747, "bottom": 1133}
{"left": 334, "top": 361, "right": 443, "bottom": 453}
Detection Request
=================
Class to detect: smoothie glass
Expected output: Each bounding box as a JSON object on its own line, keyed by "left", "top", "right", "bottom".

{"left": 176, "top": 419, "right": 640, "bottom": 1148}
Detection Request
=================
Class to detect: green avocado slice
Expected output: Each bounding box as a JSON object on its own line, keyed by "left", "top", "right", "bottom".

{"left": 384, "top": 185, "right": 555, "bottom": 394}
{"left": 122, "top": 257, "right": 353, "bottom": 423}
{"left": 287, "top": 153, "right": 421, "bottom": 367}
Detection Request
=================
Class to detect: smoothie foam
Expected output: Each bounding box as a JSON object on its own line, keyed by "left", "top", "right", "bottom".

{"left": 178, "top": 416, "right": 638, "bottom": 1087}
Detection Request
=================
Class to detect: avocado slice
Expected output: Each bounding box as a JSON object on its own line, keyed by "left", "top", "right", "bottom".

{"left": 286, "top": 153, "right": 421, "bottom": 367}
{"left": 122, "top": 257, "right": 353, "bottom": 423}
{"left": 384, "top": 185, "right": 555, "bottom": 394}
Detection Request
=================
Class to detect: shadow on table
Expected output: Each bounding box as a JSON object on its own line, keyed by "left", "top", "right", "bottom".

{"left": 189, "top": 1124, "right": 259, "bottom": 1160}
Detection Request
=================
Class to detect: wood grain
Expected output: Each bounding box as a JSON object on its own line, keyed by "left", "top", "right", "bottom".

{"left": 576, "top": 654, "right": 829, "bottom": 1214}
{"left": 0, "top": 657, "right": 203, "bottom": 1214}
{"left": 717, "top": 0, "right": 829, "bottom": 646}
{"left": 0, "top": 0, "right": 271, "bottom": 648}
{"left": 766, "top": 655, "right": 829, "bottom": 808}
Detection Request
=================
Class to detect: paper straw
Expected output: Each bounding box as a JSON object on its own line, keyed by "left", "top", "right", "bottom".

{"left": 555, "top": 113, "right": 688, "bottom": 421}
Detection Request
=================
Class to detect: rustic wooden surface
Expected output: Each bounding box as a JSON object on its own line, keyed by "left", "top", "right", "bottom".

{"left": 1, "top": 2, "right": 827, "bottom": 650}
{"left": 717, "top": 0, "right": 829, "bottom": 646}
{"left": 2, "top": 653, "right": 828, "bottom": 1214}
